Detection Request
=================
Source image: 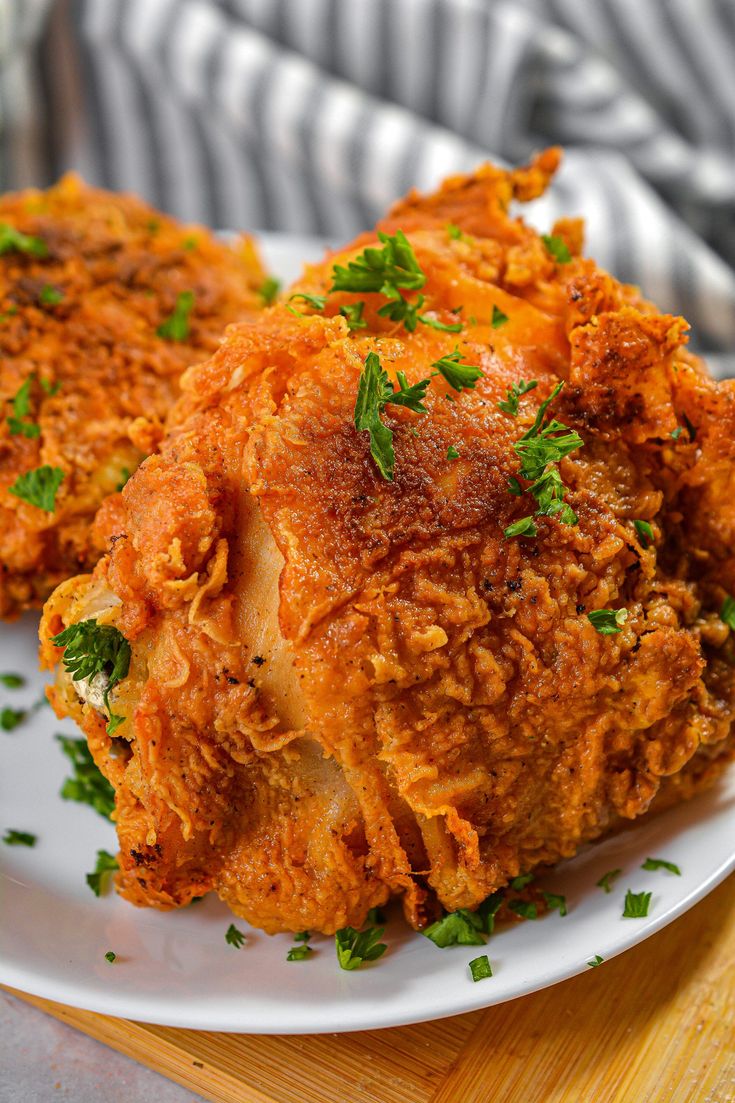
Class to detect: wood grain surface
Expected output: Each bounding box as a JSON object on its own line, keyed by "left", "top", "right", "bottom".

{"left": 8, "top": 872, "right": 735, "bottom": 1103}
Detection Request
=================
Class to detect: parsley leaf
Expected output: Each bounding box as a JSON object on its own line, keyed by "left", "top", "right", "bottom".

{"left": 476, "top": 891, "right": 504, "bottom": 935}
{"left": 339, "top": 301, "right": 367, "bottom": 330}
{"left": 0, "top": 222, "right": 47, "bottom": 257}
{"left": 0, "top": 673, "right": 24, "bottom": 689}
{"left": 587, "top": 608, "right": 628, "bottom": 635}
{"left": 331, "top": 230, "right": 426, "bottom": 297}
{"left": 641, "top": 857, "right": 681, "bottom": 876}
{"left": 491, "top": 305, "right": 509, "bottom": 329}
{"left": 417, "top": 308, "right": 463, "bottom": 333}
{"left": 721, "top": 595, "right": 735, "bottom": 631}
{"left": 423, "top": 910, "right": 486, "bottom": 948}
{"left": 8, "top": 465, "right": 64, "bottom": 512}
{"left": 431, "top": 348, "right": 483, "bottom": 392}
{"left": 7, "top": 376, "right": 40, "bottom": 438}
{"left": 505, "top": 382, "right": 583, "bottom": 538}
{"left": 498, "top": 378, "right": 537, "bottom": 416}
{"left": 622, "top": 890, "right": 651, "bottom": 918}
{"left": 354, "top": 351, "right": 429, "bottom": 481}
{"left": 447, "top": 445, "right": 460, "bottom": 460}
{"left": 542, "top": 892, "right": 568, "bottom": 916}
{"left": 86, "top": 849, "right": 118, "bottom": 896}
{"left": 287, "top": 292, "right": 327, "bottom": 314}
{"left": 3, "top": 828, "right": 36, "bottom": 847}
{"left": 587, "top": 954, "right": 604, "bottom": 968}
{"left": 542, "top": 234, "right": 572, "bottom": 264}
{"left": 39, "top": 284, "right": 64, "bottom": 306}
{"left": 293, "top": 930, "right": 311, "bottom": 943}
{"left": 671, "top": 426, "right": 683, "bottom": 440}
{"left": 469, "top": 954, "right": 493, "bottom": 982}
{"left": 116, "top": 467, "right": 131, "bottom": 492}
{"left": 446, "top": 223, "right": 464, "bottom": 241}
{"left": 335, "top": 924, "right": 388, "bottom": 970}
{"left": 508, "top": 899, "right": 538, "bottom": 920}
{"left": 633, "top": 519, "right": 654, "bottom": 548}
{"left": 510, "top": 873, "right": 534, "bottom": 891}
{"left": 596, "top": 869, "right": 622, "bottom": 894}
{"left": 504, "top": 516, "right": 538, "bottom": 540}
{"left": 225, "top": 923, "right": 247, "bottom": 949}
{"left": 1, "top": 707, "right": 26, "bottom": 731}
{"left": 51, "top": 619, "right": 131, "bottom": 735}
{"left": 39, "top": 376, "right": 60, "bottom": 396}
{"left": 287, "top": 944, "right": 313, "bottom": 961}
{"left": 104, "top": 951, "right": 117, "bottom": 963}
{"left": 56, "top": 734, "right": 116, "bottom": 819}
{"left": 157, "top": 290, "right": 195, "bottom": 341}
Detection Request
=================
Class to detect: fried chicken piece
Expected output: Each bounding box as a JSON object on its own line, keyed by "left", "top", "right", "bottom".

{"left": 0, "top": 174, "right": 267, "bottom": 617}
{"left": 41, "top": 150, "right": 735, "bottom": 934}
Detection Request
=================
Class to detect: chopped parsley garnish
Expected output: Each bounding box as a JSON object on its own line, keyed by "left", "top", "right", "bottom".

{"left": 587, "top": 608, "right": 628, "bottom": 635}
{"left": 447, "top": 445, "right": 460, "bottom": 460}
{"left": 3, "top": 828, "right": 36, "bottom": 847}
{"left": 587, "top": 954, "right": 604, "bottom": 968}
{"left": 259, "top": 277, "right": 281, "bottom": 305}
{"left": 116, "top": 467, "right": 131, "bottom": 492}
{"left": 365, "top": 908, "right": 385, "bottom": 926}
{"left": 596, "top": 869, "right": 622, "bottom": 894}
{"left": 354, "top": 351, "right": 429, "bottom": 481}
{"left": 331, "top": 230, "right": 460, "bottom": 334}
{"left": 56, "top": 734, "right": 116, "bottom": 818}
{"left": 51, "top": 619, "right": 131, "bottom": 735}
{"left": 542, "top": 234, "right": 572, "bottom": 264}
{"left": 641, "top": 857, "right": 681, "bottom": 876}
{"left": 293, "top": 930, "right": 311, "bottom": 943}
{"left": 670, "top": 426, "right": 683, "bottom": 440}
{"left": 504, "top": 516, "right": 538, "bottom": 539}
{"left": 622, "top": 890, "right": 652, "bottom": 918}
{"left": 446, "top": 223, "right": 464, "bottom": 241}
{"left": 423, "top": 910, "right": 486, "bottom": 948}
{"left": 287, "top": 944, "right": 313, "bottom": 961}
{"left": 508, "top": 899, "right": 538, "bottom": 920}
{"left": 104, "top": 951, "right": 117, "bottom": 963}
{"left": 1, "top": 707, "right": 26, "bottom": 731}
{"left": 39, "top": 376, "right": 60, "bottom": 396}
{"left": 0, "top": 222, "right": 47, "bottom": 257}
{"left": 431, "top": 348, "right": 483, "bottom": 392}
{"left": 335, "top": 924, "right": 387, "bottom": 970}
{"left": 509, "top": 873, "right": 534, "bottom": 891}
{"left": 0, "top": 673, "right": 24, "bottom": 689}
{"left": 39, "top": 284, "right": 64, "bottom": 306}
{"left": 339, "top": 301, "right": 367, "bottom": 330}
{"left": 225, "top": 923, "right": 247, "bottom": 949}
{"left": 542, "top": 892, "right": 568, "bottom": 916}
{"left": 331, "top": 230, "right": 425, "bottom": 297}
{"left": 491, "top": 305, "right": 509, "bottom": 329}
{"left": 498, "top": 378, "right": 537, "bottom": 416}
{"left": 157, "top": 290, "right": 194, "bottom": 341}
{"left": 721, "top": 595, "right": 735, "bottom": 631}
{"left": 477, "top": 891, "right": 504, "bottom": 935}
{"left": 503, "top": 381, "right": 583, "bottom": 538}
{"left": 87, "top": 850, "right": 118, "bottom": 896}
{"left": 469, "top": 955, "right": 493, "bottom": 982}
{"left": 633, "top": 519, "right": 654, "bottom": 548}
{"left": 287, "top": 292, "right": 327, "bottom": 314}
{"left": 8, "top": 465, "right": 64, "bottom": 512}
{"left": 7, "top": 376, "right": 40, "bottom": 438}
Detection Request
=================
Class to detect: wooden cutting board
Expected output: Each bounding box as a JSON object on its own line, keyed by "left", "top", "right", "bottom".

{"left": 8, "top": 872, "right": 735, "bottom": 1103}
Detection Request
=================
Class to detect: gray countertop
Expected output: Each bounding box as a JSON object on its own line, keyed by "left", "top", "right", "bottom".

{"left": 1, "top": 990, "right": 204, "bottom": 1103}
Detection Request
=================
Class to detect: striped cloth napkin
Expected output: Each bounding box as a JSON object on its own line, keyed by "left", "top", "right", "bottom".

{"left": 1, "top": 0, "right": 733, "bottom": 374}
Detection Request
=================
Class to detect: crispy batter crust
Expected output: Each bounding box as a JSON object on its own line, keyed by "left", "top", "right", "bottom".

{"left": 1, "top": 174, "right": 266, "bottom": 617}
{"left": 41, "top": 152, "right": 735, "bottom": 934}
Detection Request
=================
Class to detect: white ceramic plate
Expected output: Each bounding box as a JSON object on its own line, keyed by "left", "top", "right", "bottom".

{"left": 1, "top": 235, "right": 734, "bottom": 1034}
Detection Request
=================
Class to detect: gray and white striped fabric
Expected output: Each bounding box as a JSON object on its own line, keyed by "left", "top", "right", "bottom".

{"left": 0, "top": 0, "right": 733, "bottom": 373}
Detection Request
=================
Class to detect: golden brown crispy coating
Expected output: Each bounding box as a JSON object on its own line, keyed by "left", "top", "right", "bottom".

{"left": 41, "top": 151, "right": 735, "bottom": 934}
{"left": 0, "top": 174, "right": 266, "bottom": 617}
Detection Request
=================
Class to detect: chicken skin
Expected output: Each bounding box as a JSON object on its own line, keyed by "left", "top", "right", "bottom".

{"left": 1, "top": 174, "right": 267, "bottom": 617}
{"left": 41, "top": 150, "right": 735, "bottom": 934}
